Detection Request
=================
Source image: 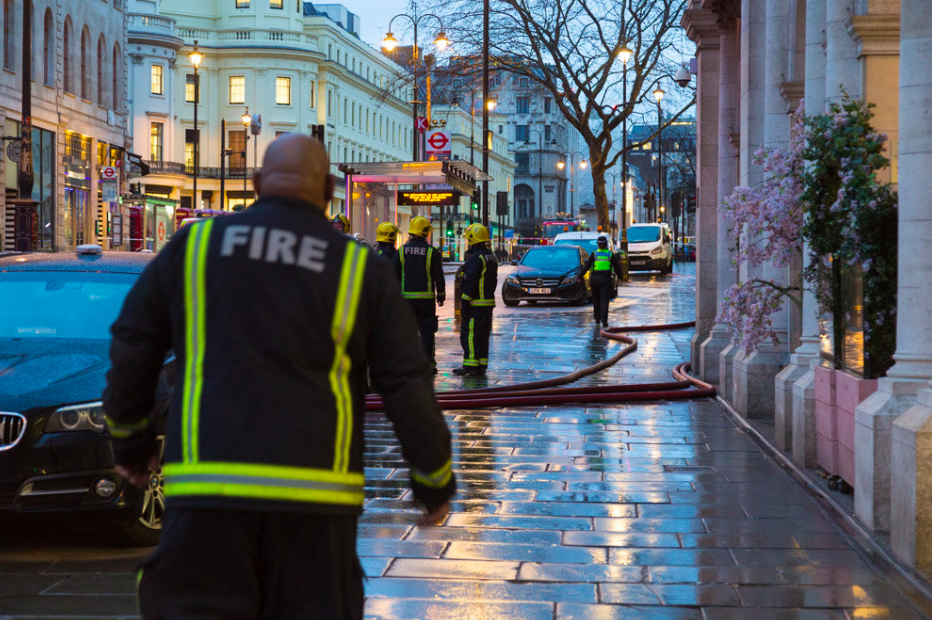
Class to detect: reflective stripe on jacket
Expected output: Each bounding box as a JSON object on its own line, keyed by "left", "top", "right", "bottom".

{"left": 393, "top": 237, "right": 446, "bottom": 302}
{"left": 593, "top": 249, "right": 613, "bottom": 272}
{"left": 461, "top": 246, "right": 498, "bottom": 307}
{"left": 104, "top": 198, "right": 456, "bottom": 515}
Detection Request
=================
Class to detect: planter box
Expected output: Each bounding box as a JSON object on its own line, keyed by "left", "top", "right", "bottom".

{"left": 835, "top": 370, "right": 878, "bottom": 486}
{"left": 814, "top": 366, "right": 838, "bottom": 475}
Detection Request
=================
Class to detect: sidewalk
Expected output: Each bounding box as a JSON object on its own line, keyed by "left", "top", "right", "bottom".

{"left": 360, "top": 265, "right": 929, "bottom": 619}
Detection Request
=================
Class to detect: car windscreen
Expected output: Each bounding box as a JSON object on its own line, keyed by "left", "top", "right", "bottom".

{"left": 0, "top": 271, "right": 136, "bottom": 340}
{"left": 627, "top": 226, "right": 661, "bottom": 243}
{"left": 520, "top": 247, "right": 579, "bottom": 269}
{"left": 554, "top": 239, "right": 599, "bottom": 254}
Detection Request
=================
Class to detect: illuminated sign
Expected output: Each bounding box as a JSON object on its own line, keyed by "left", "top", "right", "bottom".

{"left": 397, "top": 191, "right": 461, "bottom": 207}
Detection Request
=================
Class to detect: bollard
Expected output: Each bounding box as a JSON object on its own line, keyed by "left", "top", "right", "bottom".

{"left": 619, "top": 250, "right": 629, "bottom": 283}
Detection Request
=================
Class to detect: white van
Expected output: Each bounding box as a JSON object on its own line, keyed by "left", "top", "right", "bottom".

{"left": 623, "top": 223, "right": 673, "bottom": 275}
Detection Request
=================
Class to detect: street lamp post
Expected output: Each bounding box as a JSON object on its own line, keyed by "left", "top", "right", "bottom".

{"left": 189, "top": 41, "right": 203, "bottom": 210}
{"left": 653, "top": 86, "right": 665, "bottom": 225}
{"left": 242, "top": 108, "right": 251, "bottom": 209}
{"left": 617, "top": 44, "right": 633, "bottom": 253}
{"left": 382, "top": 13, "right": 449, "bottom": 162}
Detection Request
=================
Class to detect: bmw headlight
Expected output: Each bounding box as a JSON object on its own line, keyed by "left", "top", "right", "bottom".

{"left": 45, "top": 402, "right": 106, "bottom": 433}
{"left": 651, "top": 246, "right": 663, "bottom": 255}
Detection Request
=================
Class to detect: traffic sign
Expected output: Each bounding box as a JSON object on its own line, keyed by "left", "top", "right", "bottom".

{"left": 101, "top": 166, "right": 119, "bottom": 181}
{"left": 157, "top": 221, "right": 166, "bottom": 242}
{"left": 415, "top": 117, "right": 430, "bottom": 132}
{"left": 425, "top": 130, "right": 451, "bottom": 160}
{"left": 101, "top": 180, "right": 118, "bottom": 203}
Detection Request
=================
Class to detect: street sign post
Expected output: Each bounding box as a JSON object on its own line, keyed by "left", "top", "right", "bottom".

{"left": 415, "top": 117, "right": 430, "bottom": 132}
{"left": 425, "top": 130, "right": 451, "bottom": 161}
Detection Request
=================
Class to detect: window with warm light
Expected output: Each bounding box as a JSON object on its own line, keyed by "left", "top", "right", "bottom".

{"left": 229, "top": 76, "right": 245, "bottom": 104}
{"left": 270, "top": 0, "right": 282, "bottom": 8}
{"left": 275, "top": 76, "right": 291, "bottom": 105}
{"left": 150, "top": 122, "right": 164, "bottom": 161}
{"left": 309, "top": 80, "right": 316, "bottom": 107}
{"left": 150, "top": 64, "right": 163, "bottom": 95}
{"left": 185, "top": 74, "right": 199, "bottom": 103}
{"left": 235, "top": 0, "right": 249, "bottom": 7}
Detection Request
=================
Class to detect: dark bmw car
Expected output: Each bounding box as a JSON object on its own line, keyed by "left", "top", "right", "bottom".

{"left": 0, "top": 248, "right": 168, "bottom": 545}
{"left": 502, "top": 245, "right": 591, "bottom": 306}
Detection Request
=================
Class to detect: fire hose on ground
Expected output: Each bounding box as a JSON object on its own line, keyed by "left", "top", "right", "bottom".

{"left": 365, "top": 321, "right": 716, "bottom": 411}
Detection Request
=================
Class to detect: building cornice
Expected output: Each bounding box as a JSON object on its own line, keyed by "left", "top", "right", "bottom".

{"left": 847, "top": 14, "right": 901, "bottom": 57}
{"left": 682, "top": 8, "right": 721, "bottom": 47}
{"left": 780, "top": 80, "right": 805, "bottom": 113}
{"left": 700, "top": 0, "right": 741, "bottom": 30}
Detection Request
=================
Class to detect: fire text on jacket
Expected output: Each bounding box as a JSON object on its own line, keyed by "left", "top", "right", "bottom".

{"left": 219, "top": 225, "right": 329, "bottom": 273}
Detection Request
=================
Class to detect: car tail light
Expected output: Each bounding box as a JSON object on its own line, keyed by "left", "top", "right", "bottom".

{"left": 0, "top": 413, "right": 26, "bottom": 450}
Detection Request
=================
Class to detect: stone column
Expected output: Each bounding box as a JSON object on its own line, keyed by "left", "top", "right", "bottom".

{"left": 684, "top": 8, "right": 721, "bottom": 379}
{"left": 884, "top": 0, "right": 932, "bottom": 560}
{"left": 825, "top": 0, "right": 861, "bottom": 99}
{"left": 702, "top": 20, "right": 739, "bottom": 389}
{"left": 791, "top": 0, "right": 828, "bottom": 467}
{"left": 732, "top": 0, "right": 783, "bottom": 419}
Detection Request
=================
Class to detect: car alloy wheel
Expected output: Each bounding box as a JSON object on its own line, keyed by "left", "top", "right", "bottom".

{"left": 138, "top": 435, "right": 166, "bottom": 532}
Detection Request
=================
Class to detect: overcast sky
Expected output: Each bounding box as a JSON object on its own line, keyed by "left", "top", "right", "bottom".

{"left": 344, "top": 1, "right": 414, "bottom": 49}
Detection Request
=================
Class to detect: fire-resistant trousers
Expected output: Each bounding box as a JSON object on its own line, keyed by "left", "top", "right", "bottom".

{"left": 590, "top": 273, "right": 614, "bottom": 327}
{"left": 137, "top": 507, "right": 364, "bottom": 620}
{"left": 407, "top": 299, "right": 439, "bottom": 369}
{"left": 461, "top": 304, "right": 493, "bottom": 369}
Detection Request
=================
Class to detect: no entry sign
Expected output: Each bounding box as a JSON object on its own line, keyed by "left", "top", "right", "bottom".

{"left": 425, "top": 130, "right": 451, "bottom": 160}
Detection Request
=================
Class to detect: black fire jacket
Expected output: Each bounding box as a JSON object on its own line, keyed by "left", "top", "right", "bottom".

{"left": 392, "top": 237, "right": 446, "bottom": 304}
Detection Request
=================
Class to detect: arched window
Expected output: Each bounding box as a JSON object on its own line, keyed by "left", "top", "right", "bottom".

{"left": 80, "top": 27, "right": 90, "bottom": 100}
{"left": 112, "top": 43, "right": 120, "bottom": 113}
{"left": 3, "top": 0, "right": 14, "bottom": 72}
{"left": 97, "top": 35, "right": 105, "bottom": 105}
{"left": 515, "top": 184, "right": 535, "bottom": 220}
{"left": 43, "top": 9, "right": 53, "bottom": 86}
{"left": 63, "top": 18, "right": 72, "bottom": 92}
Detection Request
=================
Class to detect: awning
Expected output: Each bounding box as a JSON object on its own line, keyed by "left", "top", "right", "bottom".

{"left": 337, "top": 160, "right": 493, "bottom": 195}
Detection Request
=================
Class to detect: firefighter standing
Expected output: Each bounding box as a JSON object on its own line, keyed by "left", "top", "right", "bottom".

{"left": 586, "top": 233, "right": 625, "bottom": 328}
{"left": 454, "top": 224, "right": 498, "bottom": 376}
{"left": 104, "top": 135, "right": 455, "bottom": 619}
{"left": 393, "top": 216, "right": 445, "bottom": 372}
{"left": 375, "top": 222, "right": 400, "bottom": 262}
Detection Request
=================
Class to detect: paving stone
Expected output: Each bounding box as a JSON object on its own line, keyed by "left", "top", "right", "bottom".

{"left": 385, "top": 558, "right": 519, "bottom": 580}
{"left": 556, "top": 603, "right": 704, "bottom": 619}
{"left": 444, "top": 542, "right": 607, "bottom": 564}
{"left": 516, "top": 563, "right": 644, "bottom": 583}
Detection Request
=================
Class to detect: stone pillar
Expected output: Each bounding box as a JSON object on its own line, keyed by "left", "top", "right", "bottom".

{"left": 825, "top": 0, "right": 861, "bottom": 99}
{"left": 683, "top": 8, "right": 721, "bottom": 379}
{"left": 732, "top": 0, "right": 781, "bottom": 419}
{"left": 791, "top": 0, "right": 828, "bottom": 467}
{"left": 701, "top": 22, "right": 739, "bottom": 388}
{"left": 886, "top": 0, "right": 932, "bottom": 562}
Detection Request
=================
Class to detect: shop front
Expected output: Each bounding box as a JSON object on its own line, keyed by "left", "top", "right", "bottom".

{"left": 4, "top": 120, "right": 56, "bottom": 251}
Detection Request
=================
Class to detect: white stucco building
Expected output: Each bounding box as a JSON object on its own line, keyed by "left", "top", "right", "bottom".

{"left": 125, "top": 0, "right": 414, "bottom": 249}
{"left": 0, "top": 0, "right": 127, "bottom": 252}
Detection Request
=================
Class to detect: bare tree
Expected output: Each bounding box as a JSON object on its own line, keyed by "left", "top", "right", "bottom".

{"left": 420, "top": 0, "right": 695, "bottom": 231}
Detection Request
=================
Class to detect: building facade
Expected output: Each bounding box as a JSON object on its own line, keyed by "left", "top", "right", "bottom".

{"left": 0, "top": 0, "right": 128, "bottom": 252}
{"left": 125, "top": 0, "right": 414, "bottom": 248}
{"left": 684, "top": 0, "right": 932, "bottom": 570}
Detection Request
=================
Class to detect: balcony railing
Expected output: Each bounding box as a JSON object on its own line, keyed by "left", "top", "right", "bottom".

{"left": 129, "top": 14, "right": 177, "bottom": 37}
{"left": 142, "top": 160, "right": 258, "bottom": 179}
{"left": 177, "top": 28, "right": 310, "bottom": 49}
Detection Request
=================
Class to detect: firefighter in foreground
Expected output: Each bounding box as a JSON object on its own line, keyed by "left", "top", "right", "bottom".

{"left": 104, "top": 134, "right": 455, "bottom": 619}
{"left": 393, "top": 216, "right": 445, "bottom": 373}
{"left": 454, "top": 223, "right": 498, "bottom": 376}
{"left": 375, "top": 222, "right": 400, "bottom": 262}
{"left": 586, "top": 233, "right": 625, "bottom": 328}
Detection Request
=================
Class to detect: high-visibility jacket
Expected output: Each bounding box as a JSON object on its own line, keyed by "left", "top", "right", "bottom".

{"left": 393, "top": 237, "right": 446, "bottom": 303}
{"left": 104, "top": 197, "right": 455, "bottom": 515}
{"left": 461, "top": 245, "right": 498, "bottom": 307}
{"left": 586, "top": 247, "right": 624, "bottom": 277}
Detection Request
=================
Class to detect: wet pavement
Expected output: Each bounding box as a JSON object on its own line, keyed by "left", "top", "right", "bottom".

{"left": 0, "top": 264, "right": 928, "bottom": 619}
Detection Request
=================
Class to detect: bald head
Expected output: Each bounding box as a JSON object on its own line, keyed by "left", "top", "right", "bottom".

{"left": 252, "top": 133, "right": 333, "bottom": 210}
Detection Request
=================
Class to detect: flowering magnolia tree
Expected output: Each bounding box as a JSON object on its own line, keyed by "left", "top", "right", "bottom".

{"left": 718, "top": 96, "right": 898, "bottom": 375}
{"left": 801, "top": 97, "right": 897, "bottom": 377}
{"left": 718, "top": 107, "right": 806, "bottom": 354}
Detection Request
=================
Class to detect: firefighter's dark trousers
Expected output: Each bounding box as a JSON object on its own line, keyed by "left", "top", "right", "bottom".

{"left": 408, "top": 299, "right": 438, "bottom": 368}
{"left": 461, "top": 304, "right": 493, "bottom": 369}
{"left": 591, "top": 272, "right": 614, "bottom": 327}
{"left": 137, "top": 507, "right": 363, "bottom": 620}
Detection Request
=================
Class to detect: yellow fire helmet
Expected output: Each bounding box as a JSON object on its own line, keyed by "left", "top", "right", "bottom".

{"left": 408, "top": 216, "right": 432, "bottom": 238}
{"left": 376, "top": 222, "right": 400, "bottom": 244}
{"left": 464, "top": 223, "right": 490, "bottom": 245}
{"left": 331, "top": 213, "right": 351, "bottom": 234}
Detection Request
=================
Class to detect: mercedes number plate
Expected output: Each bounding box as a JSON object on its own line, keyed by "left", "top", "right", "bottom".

{"left": 631, "top": 261, "right": 646, "bottom": 266}
{"left": 528, "top": 288, "right": 551, "bottom": 295}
